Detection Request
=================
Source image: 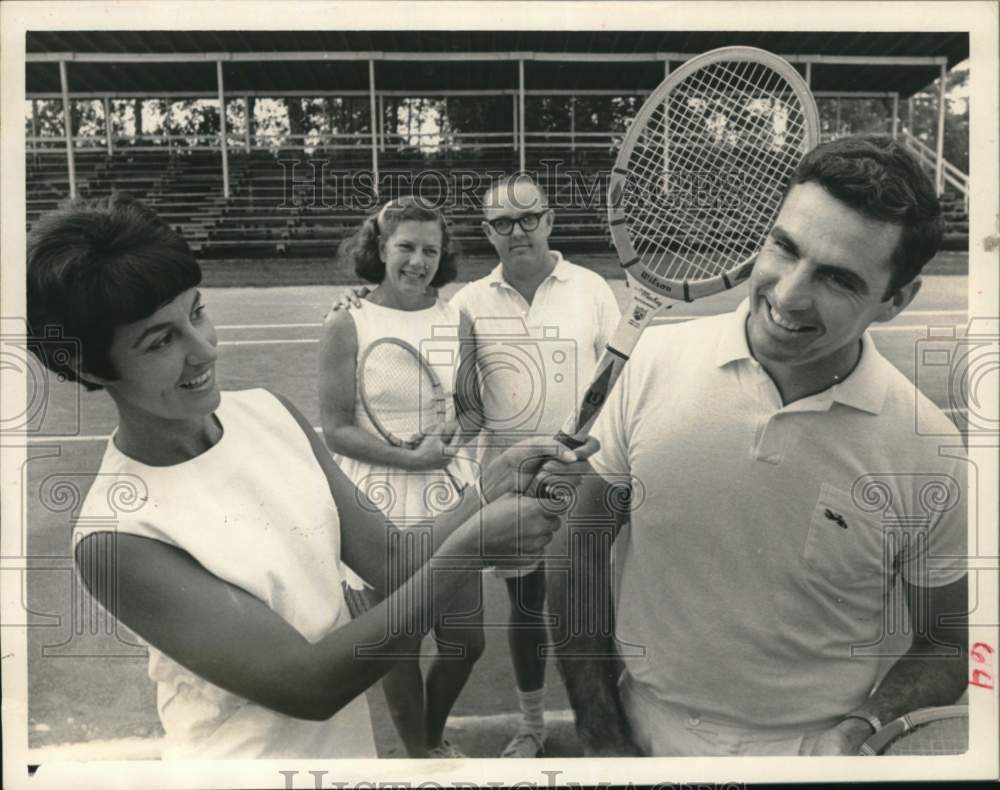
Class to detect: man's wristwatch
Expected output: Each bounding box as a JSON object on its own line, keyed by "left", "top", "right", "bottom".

{"left": 841, "top": 710, "right": 882, "bottom": 736}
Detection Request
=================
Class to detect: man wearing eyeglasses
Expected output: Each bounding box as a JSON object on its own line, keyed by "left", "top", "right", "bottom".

{"left": 449, "top": 173, "right": 621, "bottom": 758}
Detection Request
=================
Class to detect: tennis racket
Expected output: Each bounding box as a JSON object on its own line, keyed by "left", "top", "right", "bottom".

{"left": 358, "top": 337, "right": 464, "bottom": 493}
{"left": 860, "top": 705, "right": 968, "bottom": 755}
{"left": 553, "top": 46, "right": 819, "bottom": 450}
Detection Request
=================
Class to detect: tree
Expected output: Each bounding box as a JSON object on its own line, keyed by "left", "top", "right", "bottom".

{"left": 904, "top": 66, "right": 969, "bottom": 173}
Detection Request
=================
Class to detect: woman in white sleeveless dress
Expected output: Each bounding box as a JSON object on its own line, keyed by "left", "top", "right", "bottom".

{"left": 26, "top": 194, "right": 578, "bottom": 760}
{"left": 320, "top": 198, "right": 485, "bottom": 758}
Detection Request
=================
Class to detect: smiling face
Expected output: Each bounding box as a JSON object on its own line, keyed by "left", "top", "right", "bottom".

{"left": 92, "top": 288, "right": 220, "bottom": 424}
{"left": 378, "top": 220, "right": 442, "bottom": 302}
{"left": 747, "top": 182, "right": 920, "bottom": 396}
{"left": 482, "top": 180, "right": 554, "bottom": 276}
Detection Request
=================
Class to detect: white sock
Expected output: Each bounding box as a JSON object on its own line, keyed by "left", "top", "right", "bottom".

{"left": 517, "top": 686, "right": 546, "bottom": 735}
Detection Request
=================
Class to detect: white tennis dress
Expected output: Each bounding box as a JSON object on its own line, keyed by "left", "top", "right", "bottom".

{"left": 74, "top": 389, "right": 376, "bottom": 759}
{"left": 335, "top": 298, "right": 474, "bottom": 528}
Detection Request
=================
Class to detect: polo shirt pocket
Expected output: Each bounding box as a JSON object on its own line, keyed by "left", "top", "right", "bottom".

{"left": 801, "top": 484, "right": 887, "bottom": 586}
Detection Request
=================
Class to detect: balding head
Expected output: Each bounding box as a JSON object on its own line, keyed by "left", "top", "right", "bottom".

{"left": 481, "top": 174, "right": 555, "bottom": 279}
{"left": 481, "top": 175, "right": 549, "bottom": 217}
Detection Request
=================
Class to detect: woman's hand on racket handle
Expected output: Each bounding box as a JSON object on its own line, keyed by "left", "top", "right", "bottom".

{"left": 404, "top": 422, "right": 457, "bottom": 471}
{"left": 455, "top": 494, "right": 563, "bottom": 569}
{"left": 479, "top": 436, "right": 601, "bottom": 505}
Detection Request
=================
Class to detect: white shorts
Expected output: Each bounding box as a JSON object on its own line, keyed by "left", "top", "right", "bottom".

{"left": 620, "top": 674, "right": 834, "bottom": 756}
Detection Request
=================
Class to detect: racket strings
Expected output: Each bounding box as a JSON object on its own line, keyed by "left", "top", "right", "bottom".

{"left": 361, "top": 343, "right": 445, "bottom": 445}
{"left": 883, "top": 717, "right": 968, "bottom": 755}
{"left": 633, "top": 89, "right": 802, "bottom": 278}
{"left": 621, "top": 57, "right": 811, "bottom": 283}
{"left": 630, "top": 62, "right": 801, "bottom": 278}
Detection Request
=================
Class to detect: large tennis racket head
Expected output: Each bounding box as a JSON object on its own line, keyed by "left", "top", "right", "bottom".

{"left": 608, "top": 46, "right": 819, "bottom": 302}
{"left": 358, "top": 337, "right": 448, "bottom": 448}
{"left": 860, "top": 706, "right": 968, "bottom": 756}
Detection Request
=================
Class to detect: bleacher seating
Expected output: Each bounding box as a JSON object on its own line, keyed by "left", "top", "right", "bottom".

{"left": 939, "top": 190, "right": 970, "bottom": 250}
{"left": 25, "top": 146, "right": 968, "bottom": 258}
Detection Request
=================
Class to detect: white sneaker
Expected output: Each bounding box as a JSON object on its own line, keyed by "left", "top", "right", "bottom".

{"left": 428, "top": 739, "right": 466, "bottom": 758}
{"left": 501, "top": 730, "right": 545, "bottom": 758}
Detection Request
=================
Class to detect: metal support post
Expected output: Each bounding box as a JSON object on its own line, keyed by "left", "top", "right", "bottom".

{"left": 934, "top": 63, "right": 947, "bottom": 195}
{"left": 59, "top": 61, "right": 77, "bottom": 198}
{"left": 369, "top": 59, "right": 380, "bottom": 197}
{"left": 518, "top": 59, "right": 526, "bottom": 172}
{"left": 217, "top": 61, "right": 230, "bottom": 199}
{"left": 104, "top": 96, "right": 114, "bottom": 156}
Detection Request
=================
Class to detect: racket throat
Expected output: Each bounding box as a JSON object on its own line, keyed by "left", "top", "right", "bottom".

{"left": 557, "top": 287, "right": 664, "bottom": 447}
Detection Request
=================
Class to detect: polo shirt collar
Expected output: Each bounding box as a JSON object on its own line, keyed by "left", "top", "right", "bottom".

{"left": 488, "top": 250, "right": 570, "bottom": 289}
{"left": 716, "top": 299, "right": 888, "bottom": 415}
{"left": 828, "top": 333, "right": 888, "bottom": 415}
{"left": 715, "top": 299, "right": 755, "bottom": 368}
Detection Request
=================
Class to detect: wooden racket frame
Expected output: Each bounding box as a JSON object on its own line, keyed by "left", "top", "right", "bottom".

{"left": 358, "top": 336, "right": 464, "bottom": 492}
{"left": 607, "top": 45, "right": 821, "bottom": 302}
{"left": 554, "top": 46, "right": 819, "bottom": 449}
{"left": 859, "top": 704, "right": 969, "bottom": 755}
{"left": 359, "top": 337, "right": 448, "bottom": 449}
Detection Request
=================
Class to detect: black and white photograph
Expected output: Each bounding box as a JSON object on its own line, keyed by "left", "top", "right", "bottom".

{"left": 1, "top": 2, "right": 997, "bottom": 788}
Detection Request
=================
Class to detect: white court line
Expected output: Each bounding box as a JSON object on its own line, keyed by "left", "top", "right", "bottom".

{"left": 217, "top": 316, "right": 970, "bottom": 345}
{"left": 213, "top": 309, "right": 967, "bottom": 334}
{"left": 652, "top": 318, "right": 969, "bottom": 333}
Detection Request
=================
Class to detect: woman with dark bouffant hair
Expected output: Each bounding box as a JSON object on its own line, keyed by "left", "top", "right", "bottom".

{"left": 26, "top": 192, "right": 586, "bottom": 760}
{"left": 319, "top": 196, "right": 484, "bottom": 758}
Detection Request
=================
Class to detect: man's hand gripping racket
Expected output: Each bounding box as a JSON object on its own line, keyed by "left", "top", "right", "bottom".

{"left": 547, "top": 47, "right": 819, "bottom": 471}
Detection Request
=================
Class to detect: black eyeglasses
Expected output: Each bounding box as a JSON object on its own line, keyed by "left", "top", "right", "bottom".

{"left": 486, "top": 211, "right": 548, "bottom": 236}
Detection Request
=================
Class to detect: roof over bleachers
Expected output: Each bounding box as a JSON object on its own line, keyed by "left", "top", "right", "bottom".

{"left": 26, "top": 31, "right": 968, "bottom": 98}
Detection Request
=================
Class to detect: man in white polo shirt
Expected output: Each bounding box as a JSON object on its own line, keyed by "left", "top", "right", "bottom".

{"left": 548, "top": 136, "right": 969, "bottom": 756}
{"left": 450, "top": 175, "right": 621, "bottom": 757}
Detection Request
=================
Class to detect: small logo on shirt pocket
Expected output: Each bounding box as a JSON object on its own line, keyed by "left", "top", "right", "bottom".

{"left": 802, "top": 485, "right": 885, "bottom": 586}
{"left": 823, "top": 508, "right": 849, "bottom": 529}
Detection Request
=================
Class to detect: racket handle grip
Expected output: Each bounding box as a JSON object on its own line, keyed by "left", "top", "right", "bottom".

{"left": 536, "top": 480, "right": 570, "bottom": 503}
{"left": 536, "top": 348, "right": 631, "bottom": 500}
{"left": 556, "top": 344, "right": 631, "bottom": 448}
{"left": 535, "top": 430, "right": 595, "bottom": 500}
{"left": 553, "top": 430, "right": 587, "bottom": 450}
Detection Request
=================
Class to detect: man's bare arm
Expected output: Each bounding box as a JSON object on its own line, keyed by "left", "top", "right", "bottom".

{"left": 545, "top": 470, "right": 642, "bottom": 756}
{"left": 802, "top": 575, "right": 968, "bottom": 754}
{"left": 860, "top": 576, "right": 968, "bottom": 718}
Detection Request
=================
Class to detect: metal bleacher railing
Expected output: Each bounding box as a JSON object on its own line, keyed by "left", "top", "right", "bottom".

{"left": 26, "top": 124, "right": 968, "bottom": 258}
{"left": 899, "top": 131, "right": 969, "bottom": 211}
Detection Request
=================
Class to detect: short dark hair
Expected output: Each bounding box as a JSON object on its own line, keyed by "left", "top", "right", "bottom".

{"left": 27, "top": 193, "right": 202, "bottom": 391}
{"left": 339, "top": 196, "right": 459, "bottom": 286}
{"left": 788, "top": 135, "right": 943, "bottom": 296}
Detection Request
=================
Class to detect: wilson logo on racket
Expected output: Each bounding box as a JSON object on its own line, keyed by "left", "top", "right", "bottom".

{"left": 577, "top": 366, "right": 615, "bottom": 426}
{"left": 824, "top": 508, "right": 849, "bottom": 529}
